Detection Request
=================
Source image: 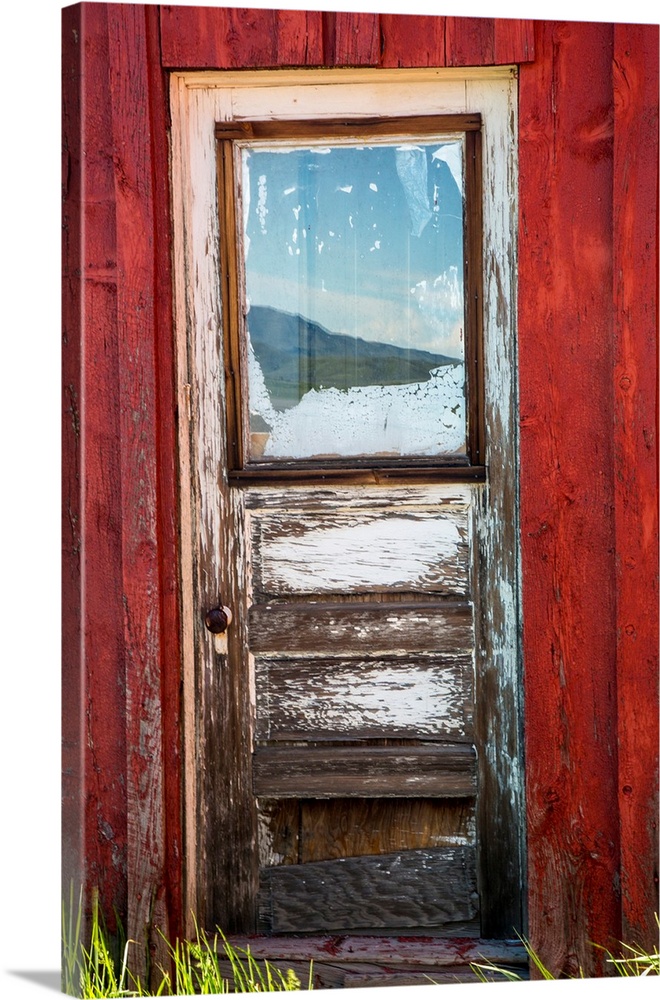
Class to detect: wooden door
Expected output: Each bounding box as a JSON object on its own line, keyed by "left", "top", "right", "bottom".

{"left": 172, "top": 68, "right": 523, "bottom": 946}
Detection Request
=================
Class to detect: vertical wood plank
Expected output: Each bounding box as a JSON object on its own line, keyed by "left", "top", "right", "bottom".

{"left": 380, "top": 15, "right": 446, "bottom": 69}
{"left": 107, "top": 3, "right": 181, "bottom": 975}
{"left": 62, "top": 0, "right": 128, "bottom": 940}
{"left": 445, "top": 18, "right": 495, "bottom": 67}
{"left": 330, "top": 11, "right": 381, "bottom": 66}
{"left": 494, "top": 19, "right": 535, "bottom": 64}
{"left": 518, "top": 20, "right": 620, "bottom": 977}
{"left": 466, "top": 74, "right": 523, "bottom": 940}
{"left": 612, "top": 21, "right": 659, "bottom": 950}
{"left": 144, "top": 2, "right": 185, "bottom": 950}
{"left": 275, "top": 7, "right": 324, "bottom": 66}
{"left": 159, "top": 5, "right": 323, "bottom": 68}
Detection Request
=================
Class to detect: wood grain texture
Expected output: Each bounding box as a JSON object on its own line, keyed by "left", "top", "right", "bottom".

{"left": 466, "top": 74, "right": 523, "bottom": 940}
{"left": 255, "top": 654, "right": 474, "bottom": 740}
{"left": 225, "top": 934, "right": 527, "bottom": 967}
{"left": 330, "top": 11, "right": 380, "bottom": 67}
{"left": 519, "top": 21, "right": 620, "bottom": 976}
{"left": 612, "top": 21, "right": 659, "bottom": 949}
{"left": 107, "top": 4, "right": 179, "bottom": 975}
{"left": 62, "top": 1, "right": 128, "bottom": 939}
{"left": 63, "top": 3, "right": 184, "bottom": 972}
{"left": 249, "top": 601, "right": 473, "bottom": 656}
{"left": 251, "top": 507, "right": 469, "bottom": 597}
{"left": 244, "top": 483, "right": 472, "bottom": 511}
{"left": 160, "top": 5, "right": 323, "bottom": 69}
{"left": 494, "top": 18, "right": 535, "bottom": 64}
{"left": 299, "top": 798, "right": 475, "bottom": 862}
{"left": 258, "top": 797, "right": 475, "bottom": 867}
{"left": 445, "top": 18, "right": 494, "bottom": 67}
{"left": 253, "top": 744, "right": 477, "bottom": 798}
{"left": 380, "top": 15, "right": 446, "bottom": 69}
{"left": 258, "top": 847, "right": 478, "bottom": 931}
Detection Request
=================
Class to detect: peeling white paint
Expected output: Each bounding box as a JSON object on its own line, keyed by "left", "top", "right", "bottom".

{"left": 248, "top": 341, "right": 465, "bottom": 459}
{"left": 256, "top": 659, "right": 472, "bottom": 738}
{"left": 256, "top": 510, "right": 467, "bottom": 594}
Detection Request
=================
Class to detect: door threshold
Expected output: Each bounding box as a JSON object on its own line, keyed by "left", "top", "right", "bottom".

{"left": 220, "top": 934, "right": 528, "bottom": 989}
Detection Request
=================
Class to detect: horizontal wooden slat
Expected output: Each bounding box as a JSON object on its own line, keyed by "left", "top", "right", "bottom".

{"left": 251, "top": 508, "right": 469, "bottom": 597}
{"left": 215, "top": 113, "right": 482, "bottom": 139}
{"left": 255, "top": 655, "right": 473, "bottom": 740}
{"left": 258, "top": 846, "right": 478, "bottom": 932}
{"left": 253, "top": 744, "right": 476, "bottom": 797}
{"left": 230, "top": 464, "right": 486, "bottom": 485}
{"left": 224, "top": 933, "right": 528, "bottom": 967}
{"left": 244, "top": 482, "right": 473, "bottom": 511}
{"left": 258, "top": 798, "right": 475, "bottom": 868}
{"left": 249, "top": 600, "right": 473, "bottom": 655}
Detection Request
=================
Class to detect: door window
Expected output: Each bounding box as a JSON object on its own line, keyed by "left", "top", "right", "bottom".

{"left": 217, "top": 117, "right": 483, "bottom": 472}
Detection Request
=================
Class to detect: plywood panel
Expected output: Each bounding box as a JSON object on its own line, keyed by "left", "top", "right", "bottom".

{"left": 258, "top": 847, "right": 477, "bottom": 932}
{"left": 299, "top": 798, "right": 475, "bottom": 862}
{"left": 253, "top": 744, "right": 476, "bottom": 798}
{"left": 251, "top": 508, "right": 469, "bottom": 597}
{"left": 249, "top": 600, "right": 473, "bottom": 656}
{"left": 255, "top": 654, "right": 473, "bottom": 740}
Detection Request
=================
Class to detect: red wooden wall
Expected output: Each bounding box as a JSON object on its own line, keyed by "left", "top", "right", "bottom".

{"left": 62, "top": 4, "right": 658, "bottom": 979}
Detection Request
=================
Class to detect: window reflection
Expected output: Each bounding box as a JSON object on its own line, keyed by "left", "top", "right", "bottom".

{"left": 240, "top": 138, "right": 467, "bottom": 461}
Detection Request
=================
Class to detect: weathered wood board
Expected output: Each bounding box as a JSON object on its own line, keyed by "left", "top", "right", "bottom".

{"left": 249, "top": 600, "right": 474, "bottom": 656}
{"left": 255, "top": 654, "right": 474, "bottom": 740}
{"left": 253, "top": 744, "right": 477, "bottom": 798}
{"left": 258, "top": 798, "right": 476, "bottom": 868}
{"left": 250, "top": 507, "right": 469, "bottom": 597}
{"left": 258, "top": 847, "right": 478, "bottom": 932}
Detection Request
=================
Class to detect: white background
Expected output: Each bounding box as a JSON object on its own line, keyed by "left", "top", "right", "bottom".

{"left": 1, "top": 1, "right": 657, "bottom": 998}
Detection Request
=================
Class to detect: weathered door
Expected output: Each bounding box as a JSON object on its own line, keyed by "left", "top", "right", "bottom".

{"left": 172, "top": 69, "right": 523, "bottom": 945}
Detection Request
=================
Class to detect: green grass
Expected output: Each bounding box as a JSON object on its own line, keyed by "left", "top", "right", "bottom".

{"left": 62, "top": 888, "right": 311, "bottom": 997}
{"left": 470, "top": 922, "right": 659, "bottom": 982}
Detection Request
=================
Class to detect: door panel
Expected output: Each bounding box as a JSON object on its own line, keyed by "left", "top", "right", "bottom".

{"left": 242, "top": 482, "right": 478, "bottom": 931}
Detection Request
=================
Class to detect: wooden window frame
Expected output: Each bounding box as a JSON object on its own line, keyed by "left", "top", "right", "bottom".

{"left": 215, "top": 115, "right": 485, "bottom": 485}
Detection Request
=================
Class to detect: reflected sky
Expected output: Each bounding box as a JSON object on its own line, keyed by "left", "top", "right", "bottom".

{"left": 241, "top": 139, "right": 465, "bottom": 358}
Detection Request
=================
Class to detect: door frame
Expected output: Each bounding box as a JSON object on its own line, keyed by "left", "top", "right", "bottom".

{"left": 170, "top": 66, "right": 525, "bottom": 941}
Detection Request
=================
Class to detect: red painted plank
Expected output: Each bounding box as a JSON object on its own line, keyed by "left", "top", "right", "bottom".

{"left": 144, "top": 2, "right": 185, "bottom": 949}
{"left": 62, "top": 1, "right": 184, "bottom": 976}
{"left": 612, "top": 21, "right": 659, "bottom": 950}
{"left": 107, "top": 4, "right": 175, "bottom": 978}
{"left": 331, "top": 10, "right": 380, "bottom": 66}
{"left": 62, "top": 0, "right": 128, "bottom": 939}
{"left": 518, "top": 21, "right": 621, "bottom": 977}
{"left": 160, "top": 5, "right": 323, "bottom": 68}
{"left": 380, "top": 14, "right": 446, "bottom": 68}
{"left": 494, "top": 18, "right": 535, "bottom": 64}
{"left": 445, "top": 17, "right": 494, "bottom": 67}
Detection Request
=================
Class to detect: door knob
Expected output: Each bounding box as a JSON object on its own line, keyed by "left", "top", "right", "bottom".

{"left": 204, "top": 605, "right": 233, "bottom": 634}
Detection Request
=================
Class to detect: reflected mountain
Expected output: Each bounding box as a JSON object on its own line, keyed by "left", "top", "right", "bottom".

{"left": 248, "top": 305, "right": 460, "bottom": 411}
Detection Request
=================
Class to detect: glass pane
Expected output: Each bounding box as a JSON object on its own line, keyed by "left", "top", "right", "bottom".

{"left": 240, "top": 137, "right": 467, "bottom": 461}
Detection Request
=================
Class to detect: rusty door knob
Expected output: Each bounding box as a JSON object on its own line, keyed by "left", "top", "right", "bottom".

{"left": 204, "top": 605, "right": 233, "bottom": 634}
